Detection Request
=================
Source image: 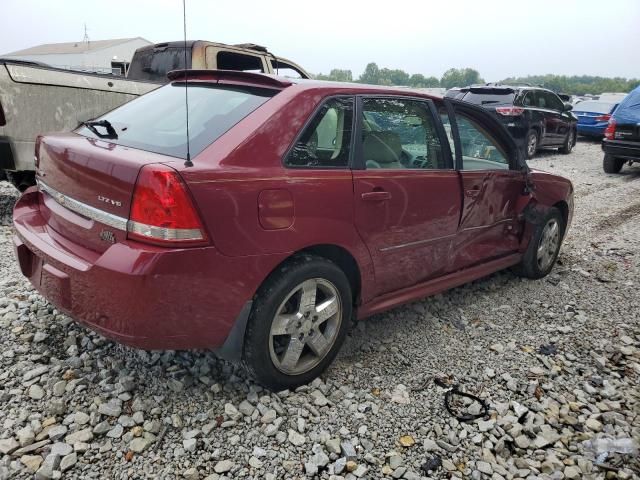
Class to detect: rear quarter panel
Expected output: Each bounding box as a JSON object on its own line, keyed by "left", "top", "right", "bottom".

{"left": 177, "top": 87, "right": 376, "bottom": 301}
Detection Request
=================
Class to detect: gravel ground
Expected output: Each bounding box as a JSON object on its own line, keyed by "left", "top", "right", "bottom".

{"left": 0, "top": 140, "right": 638, "bottom": 480}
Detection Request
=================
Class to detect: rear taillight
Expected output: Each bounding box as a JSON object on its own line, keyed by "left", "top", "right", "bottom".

{"left": 0, "top": 101, "right": 5, "bottom": 126}
{"left": 127, "top": 164, "right": 207, "bottom": 246}
{"left": 595, "top": 114, "right": 611, "bottom": 122}
{"left": 604, "top": 119, "right": 616, "bottom": 140}
{"left": 495, "top": 106, "right": 525, "bottom": 116}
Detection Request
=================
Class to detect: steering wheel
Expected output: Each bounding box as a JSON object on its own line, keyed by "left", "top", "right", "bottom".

{"left": 411, "top": 156, "right": 432, "bottom": 169}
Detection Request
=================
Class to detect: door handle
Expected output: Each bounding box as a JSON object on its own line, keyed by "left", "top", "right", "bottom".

{"left": 361, "top": 191, "right": 391, "bottom": 202}
{"left": 465, "top": 187, "right": 480, "bottom": 198}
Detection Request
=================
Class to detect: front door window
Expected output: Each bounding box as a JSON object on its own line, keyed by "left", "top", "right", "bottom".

{"left": 456, "top": 114, "right": 509, "bottom": 170}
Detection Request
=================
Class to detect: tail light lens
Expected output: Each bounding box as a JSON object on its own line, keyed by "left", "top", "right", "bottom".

{"left": 127, "top": 164, "right": 207, "bottom": 246}
{"left": 495, "top": 107, "right": 525, "bottom": 116}
{"left": 604, "top": 119, "right": 616, "bottom": 140}
{"left": 595, "top": 114, "right": 611, "bottom": 122}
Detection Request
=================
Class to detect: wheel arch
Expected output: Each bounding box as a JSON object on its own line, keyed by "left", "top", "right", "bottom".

{"left": 293, "top": 244, "right": 361, "bottom": 306}
{"left": 552, "top": 200, "right": 569, "bottom": 237}
{"left": 256, "top": 243, "right": 363, "bottom": 307}
{"left": 216, "top": 243, "right": 363, "bottom": 364}
{"left": 530, "top": 124, "right": 542, "bottom": 137}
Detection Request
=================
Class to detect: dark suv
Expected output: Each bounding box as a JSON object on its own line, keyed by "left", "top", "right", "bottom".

{"left": 446, "top": 85, "right": 577, "bottom": 159}
{"left": 602, "top": 85, "right": 640, "bottom": 173}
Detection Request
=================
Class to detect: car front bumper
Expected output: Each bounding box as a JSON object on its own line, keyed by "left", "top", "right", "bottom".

{"left": 602, "top": 139, "right": 640, "bottom": 162}
{"left": 12, "top": 188, "right": 278, "bottom": 352}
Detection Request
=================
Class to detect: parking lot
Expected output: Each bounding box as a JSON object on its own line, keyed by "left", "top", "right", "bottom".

{"left": 0, "top": 140, "right": 638, "bottom": 479}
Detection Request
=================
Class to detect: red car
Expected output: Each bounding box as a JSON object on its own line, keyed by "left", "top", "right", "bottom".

{"left": 13, "top": 70, "right": 573, "bottom": 390}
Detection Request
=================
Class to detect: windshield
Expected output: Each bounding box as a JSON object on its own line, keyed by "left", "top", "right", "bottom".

{"left": 573, "top": 101, "right": 615, "bottom": 114}
{"left": 77, "top": 83, "right": 276, "bottom": 159}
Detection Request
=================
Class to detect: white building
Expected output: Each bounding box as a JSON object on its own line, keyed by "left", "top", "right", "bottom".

{"left": 2, "top": 37, "right": 152, "bottom": 75}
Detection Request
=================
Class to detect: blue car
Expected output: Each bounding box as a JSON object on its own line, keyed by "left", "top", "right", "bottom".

{"left": 575, "top": 100, "right": 620, "bottom": 138}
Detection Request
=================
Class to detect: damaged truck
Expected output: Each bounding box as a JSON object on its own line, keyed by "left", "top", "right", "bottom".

{"left": 0, "top": 41, "right": 309, "bottom": 190}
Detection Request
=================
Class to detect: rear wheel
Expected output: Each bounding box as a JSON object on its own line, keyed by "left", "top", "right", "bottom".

{"left": 513, "top": 207, "right": 564, "bottom": 279}
{"left": 603, "top": 154, "right": 624, "bottom": 174}
{"left": 560, "top": 129, "right": 576, "bottom": 154}
{"left": 525, "top": 130, "right": 538, "bottom": 159}
{"left": 242, "top": 255, "right": 352, "bottom": 390}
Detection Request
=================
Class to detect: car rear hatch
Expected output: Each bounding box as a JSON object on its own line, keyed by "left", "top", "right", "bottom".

{"left": 36, "top": 133, "right": 174, "bottom": 253}
{"left": 611, "top": 90, "right": 640, "bottom": 141}
{"left": 34, "top": 72, "right": 286, "bottom": 253}
{"left": 614, "top": 122, "right": 640, "bottom": 141}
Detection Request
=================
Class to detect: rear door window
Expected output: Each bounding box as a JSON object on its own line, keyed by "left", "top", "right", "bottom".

{"left": 285, "top": 97, "right": 354, "bottom": 168}
{"left": 216, "top": 51, "right": 265, "bottom": 73}
{"left": 127, "top": 47, "right": 189, "bottom": 82}
{"left": 77, "top": 84, "right": 275, "bottom": 159}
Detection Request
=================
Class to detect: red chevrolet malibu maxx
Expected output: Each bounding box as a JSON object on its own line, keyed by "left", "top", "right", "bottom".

{"left": 13, "top": 71, "right": 573, "bottom": 390}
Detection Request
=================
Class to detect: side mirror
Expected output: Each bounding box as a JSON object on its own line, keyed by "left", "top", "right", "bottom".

{"left": 563, "top": 102, "right": 573, "bottom": 112}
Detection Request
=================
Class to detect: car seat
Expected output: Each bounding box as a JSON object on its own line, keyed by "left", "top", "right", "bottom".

{"left": 363, "top": 131, "right": 403, "bottom": 169}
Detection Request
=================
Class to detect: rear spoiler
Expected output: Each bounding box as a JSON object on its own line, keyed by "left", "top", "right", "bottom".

{"left": 167, "top": 69, "right": 293, "bottom": 89}
{"left": 467, "top": 86, "right": 515, "bottom": 94}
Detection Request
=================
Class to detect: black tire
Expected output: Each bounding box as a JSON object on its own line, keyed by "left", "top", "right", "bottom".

{"left": 242, "top": 255, "right": 352, "bottom": 391}
{"left": 525, "top": 130, "right": 538, "bottom": 159}
{"left": 513, "top": 207, "right": 564, "bottom": 279}
{"left": 559, "top": 129, "right": 576, "bottom": 154}
{"left": 603, "top": 154, "right": 624, "bottom": 174}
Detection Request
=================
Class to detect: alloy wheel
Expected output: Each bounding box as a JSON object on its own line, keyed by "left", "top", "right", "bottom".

{"left": 527, "top": 133, "right": 537, "bottom": 157}
{"left": 269, "top": 278, "right": 342, "bottom": 375}
{"left": 537, "top": 218, "right": 560, "bottom": 271}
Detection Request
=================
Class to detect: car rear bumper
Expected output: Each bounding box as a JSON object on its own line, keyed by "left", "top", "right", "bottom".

{"left": 602, "top": 139, "right": 640, "bottom": 161}
{"left": 577, "top": 124, "right": 606, "bottom": 136}
{"left": 12, "top": 188, "right": 276, "bottom": 353}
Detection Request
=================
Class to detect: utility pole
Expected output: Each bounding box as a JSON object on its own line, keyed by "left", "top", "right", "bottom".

{"left": 83, "top": 23, "right": 90, "bottom": 49}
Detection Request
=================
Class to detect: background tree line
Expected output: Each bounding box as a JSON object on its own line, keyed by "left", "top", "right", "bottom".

{"left": 315, "top": 62, "right": 640, "bottom": 95}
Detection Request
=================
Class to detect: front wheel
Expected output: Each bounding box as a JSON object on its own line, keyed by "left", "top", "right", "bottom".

{"left": 525, "top": 130, "right": 538, "bottom": 159}
{"left": 513, "top": 207, "right": 564, "bottom": 279}
{"left": 560, "top": 129, "right": 576, "bottom": 154}
{"left": 242, "top": 255, "right": 352, "bottom": 390}
{"left": 603, "top": 154, "right": 624, "bottom": 174}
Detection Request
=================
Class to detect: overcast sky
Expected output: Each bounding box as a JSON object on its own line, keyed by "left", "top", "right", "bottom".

{"left": 2, "top": 0, "right": 639, "bottom": 81}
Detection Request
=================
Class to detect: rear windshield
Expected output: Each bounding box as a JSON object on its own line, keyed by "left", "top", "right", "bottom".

{"left": 461, "top": 91, "right": 515, "bottom": 106}
{"left": 127, "top": 47, "right": 190, "bottom": 82}
{"left": 77, "top": 83, "right": 276, "bottom": 159}
{"left": 573, "top": 101, "right": 615, "bottom": 114}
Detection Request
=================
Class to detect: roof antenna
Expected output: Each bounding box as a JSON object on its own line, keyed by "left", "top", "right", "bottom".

{"left": 182, "top": 0, "right": 193, "bottom": 167}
